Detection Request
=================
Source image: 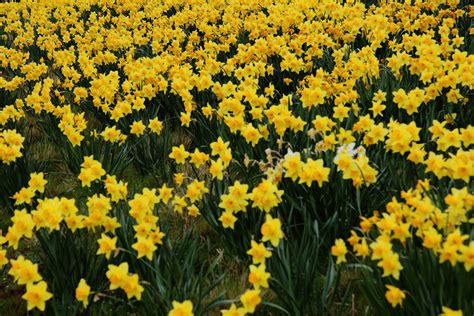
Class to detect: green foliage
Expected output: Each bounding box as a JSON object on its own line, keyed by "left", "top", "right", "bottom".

{"left": 36, "top": 113, "right": 133, "bottom": 177}
{"left": 130, "top": 128, "right": 176, "bottom": 184}
{"left": 35, "top": 227, "right": 109, "bottom": 315}
{"left": 113, "top": 205, "right": 229, "bottom": 315}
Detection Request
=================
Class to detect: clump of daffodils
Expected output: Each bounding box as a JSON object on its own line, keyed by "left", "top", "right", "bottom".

{"left": 332, "top": 180, "right": 473, "bottom": 309}
{"left": 0, "top": 0, "right": 472, "bottom": 314}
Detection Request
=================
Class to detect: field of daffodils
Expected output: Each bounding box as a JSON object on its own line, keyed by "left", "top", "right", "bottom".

{"left": 0, "top": 0, "right": 472, "bottom": 315}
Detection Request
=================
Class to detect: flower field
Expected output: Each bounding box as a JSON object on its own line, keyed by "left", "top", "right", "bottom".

{"left": 0, "top": 0, "right": 472, "bottom": 314}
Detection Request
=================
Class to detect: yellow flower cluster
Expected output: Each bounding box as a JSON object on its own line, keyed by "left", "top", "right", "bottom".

{"left": 8, "top": 256, "right": 52, "bottom": 311}
{"left": 78, "top": 156, "right": 106, "bottom": 187}
{"left": 128, "top": 188, "right": 165, "bottom": 259}
{"left": 218, "top": 212, "right": 283, "bottom": 315}
{"left": 333, "top": 180, "right": 473, "bottom": 309}
{"left": 106, "top": 262, "right": 144, "bottom": 300}
{"left": 0, "top": 0, "right": 472, "bottom": 313}
{"left": 0, "top": 129, "right": 24, "bottom": 164}
{"left": 0, "top": 100, "right": 24, "bottom": 126}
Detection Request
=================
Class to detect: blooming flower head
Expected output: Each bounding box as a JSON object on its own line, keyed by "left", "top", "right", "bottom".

{"left": 169, "top": 300, "right": 194, "bottom": 316}
{"left": 331, "top": 239, "right": 348, "bottom": 264}
{"left": 75, "top": 278, "right": 91, "bottom": 307}
{"left": 22, "top": 281, "right": 53, "bottom": 311}
{"left": 260, "top": 215, "right": 283, "bottom": 247}
{"left": 169, "top": 145, "right": 189, "bottom": 164}
{"left": 385, "top": 285, "right": 405, "bottom": 308}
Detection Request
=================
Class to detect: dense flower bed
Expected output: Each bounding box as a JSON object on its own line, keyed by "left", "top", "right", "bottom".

{"left": 0, "top": 0, "right": 472, "bottom": 315}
